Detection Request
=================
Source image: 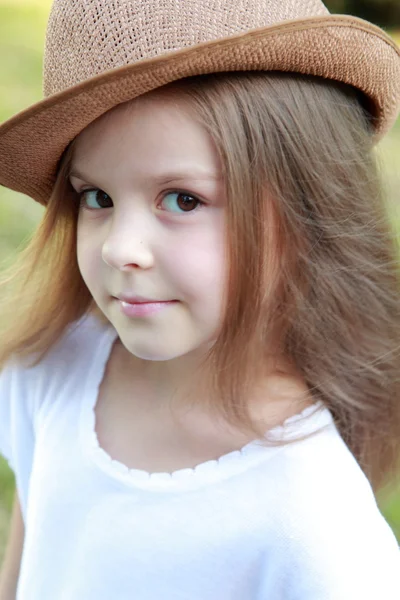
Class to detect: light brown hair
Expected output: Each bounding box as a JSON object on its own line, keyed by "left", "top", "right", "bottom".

{"left": 1, "top": 72, "right": 399, "bottom": 492}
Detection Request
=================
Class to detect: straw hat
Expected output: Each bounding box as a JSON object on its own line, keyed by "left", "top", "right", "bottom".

{"left": 0, "top": 0, "right": 399, "bottom": 205}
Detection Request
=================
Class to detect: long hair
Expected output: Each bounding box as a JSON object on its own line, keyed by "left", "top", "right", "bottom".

{"left": 1, "top": 72, "right": 399, "bottom": 492}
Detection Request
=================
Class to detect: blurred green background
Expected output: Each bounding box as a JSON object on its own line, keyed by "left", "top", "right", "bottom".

{"left": 0, "top": 0, "right": 399, "bottom": 563}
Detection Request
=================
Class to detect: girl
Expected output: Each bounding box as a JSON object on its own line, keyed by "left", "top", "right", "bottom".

{"left": 0, "top": 0, "right": 400, "bottom": 598}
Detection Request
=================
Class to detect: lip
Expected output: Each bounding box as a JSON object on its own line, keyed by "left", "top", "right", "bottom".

{"left": 116, "top": 294, "right": 166, "bottom": 304}
{"left": 113, "top": 294, "right": 178, "bottom": 318}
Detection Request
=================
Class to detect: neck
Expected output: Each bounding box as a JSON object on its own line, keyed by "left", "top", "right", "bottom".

{"left": 112, "top": 338, "right": 312, "bottom": 431}
{"left": 113, "top": 338, "right": 212, "bottom": 411}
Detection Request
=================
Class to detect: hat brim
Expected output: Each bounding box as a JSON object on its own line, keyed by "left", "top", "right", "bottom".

{"left": 0, "top": 15, "right": 399, "bottom": 205}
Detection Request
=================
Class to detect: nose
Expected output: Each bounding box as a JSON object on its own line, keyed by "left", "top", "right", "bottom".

{"left": 101, "top": 210, "right": 155, "bottom": 271}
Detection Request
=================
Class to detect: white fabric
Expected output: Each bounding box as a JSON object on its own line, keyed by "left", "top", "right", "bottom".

{"left": 0, "top": 313, "right": 399, "bottom": 599}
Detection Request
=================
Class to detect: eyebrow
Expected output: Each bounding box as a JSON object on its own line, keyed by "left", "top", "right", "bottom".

{"left": 68, "top": 168, "right": 223, "bottom": 185}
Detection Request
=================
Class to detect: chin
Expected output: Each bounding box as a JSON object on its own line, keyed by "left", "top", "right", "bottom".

{"left": 119, "top": 336, "right": 198, "bottom": 362}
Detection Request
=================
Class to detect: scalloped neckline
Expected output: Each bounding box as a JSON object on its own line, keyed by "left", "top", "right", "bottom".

{"left": 79, "top": 320, "right": 331, "bottom": 492}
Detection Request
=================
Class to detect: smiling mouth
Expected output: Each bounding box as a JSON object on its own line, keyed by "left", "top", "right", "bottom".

{"left": 120, "top": 299, "right": 176, "bottom": 306}
{"left": 115, "top": 294, "right": 177, "bottom": 304}
{"left": 114, "top": 297, "right": 178, "bottom": 318}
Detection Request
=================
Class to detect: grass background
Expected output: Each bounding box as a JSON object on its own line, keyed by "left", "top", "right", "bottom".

{"left": 0, "top": 0, "right": 399, "bottom": 563}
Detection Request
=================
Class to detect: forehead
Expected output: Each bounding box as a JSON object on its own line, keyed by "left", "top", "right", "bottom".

{"left": 71, "top": 88, "right": 222, "bottom": 173}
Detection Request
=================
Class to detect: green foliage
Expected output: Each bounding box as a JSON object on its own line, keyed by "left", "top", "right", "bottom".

{"left": 0, "top": 2, "right": 46, "bottom": 260}
{"left": 0, "top": 4, "right": 49, "bottom": 122}
{"left": 0, "top": 456, "right": 15, "bottom": 564}
{"left": 0, "top": 456, "right": 14, "bottom": 513}
{"left": 378, "top": 482, "right": 400, "bottom": 541}
{"left": 325, "top": 0, "right": 400, "bottom": 27}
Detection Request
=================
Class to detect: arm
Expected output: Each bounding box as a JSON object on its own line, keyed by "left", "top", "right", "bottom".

{"left": 0, "top": 494, "right": 24, "bottom": 600}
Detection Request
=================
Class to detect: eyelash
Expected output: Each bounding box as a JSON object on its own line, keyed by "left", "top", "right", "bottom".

{"left": 76, "top": 188, "right": 206, "bottom": 214}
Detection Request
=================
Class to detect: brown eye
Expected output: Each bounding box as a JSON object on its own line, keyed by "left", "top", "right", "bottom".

{"left": 80, "top": 189, "right": 113, "bottom": 209}
{"left": 162, "top": 192, "right": 202, "bottom": 213}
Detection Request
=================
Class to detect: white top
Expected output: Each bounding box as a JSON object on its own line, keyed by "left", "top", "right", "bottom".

{"left": 0, "top": 313, "right": 399, "bottom": 599}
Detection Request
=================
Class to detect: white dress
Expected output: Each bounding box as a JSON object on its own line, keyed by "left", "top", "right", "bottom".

{"left": 0, "top": 314, "right": 399, "bottom": 599}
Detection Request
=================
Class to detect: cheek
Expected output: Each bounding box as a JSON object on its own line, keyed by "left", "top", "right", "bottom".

{"left": 165, "top": 227, "right": 227, "bottom": 301}
{"left": 76, "top": 222, "right": 102, "bottom": 290}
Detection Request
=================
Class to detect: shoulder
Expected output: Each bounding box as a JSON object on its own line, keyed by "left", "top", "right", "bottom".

{"left": 2, "top": 311, "right": 110, "bottom": 379}
{"left": 266, "top": 414, "right": 400, "bottom": 598}
{"left": 38, "top": 311, "right": 113, "bottom": 369}
{"left": 0, "top": 312, "right": 114, "bottom": 426}
{"left": 0, "top": 312, "right": 116, "bottom": 514}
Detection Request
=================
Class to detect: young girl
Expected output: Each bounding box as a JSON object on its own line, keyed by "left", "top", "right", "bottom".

{"left": 0, "top": 0, "right": 399, "bottom": 598}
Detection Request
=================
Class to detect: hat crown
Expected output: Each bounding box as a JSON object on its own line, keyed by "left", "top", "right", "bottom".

{"left": 44, "top": 0, "right": 329, "bottom": 96}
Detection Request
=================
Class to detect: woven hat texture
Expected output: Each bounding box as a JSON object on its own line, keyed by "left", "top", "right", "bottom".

{"left": 44, "top": 0, "right": 329, "bottom": 95}
{"left": 0, "top": 0, "right": 399, "bottom": 204}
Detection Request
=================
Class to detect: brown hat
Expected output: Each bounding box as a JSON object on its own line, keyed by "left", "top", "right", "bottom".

{"left": 0, "top": 0, "right": 399, "bottom": 205}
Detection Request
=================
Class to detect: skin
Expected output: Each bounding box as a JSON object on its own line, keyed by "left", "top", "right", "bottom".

{"left": 71, "top": 90, "right": 228, "bottom": 408}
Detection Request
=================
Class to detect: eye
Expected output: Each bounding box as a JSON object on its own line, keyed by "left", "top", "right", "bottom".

{"left": 160, "top": 192, "right": 203, "bottom": 213}
{"left": 79, "top": 189, "right": 113, "bottom": 210}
